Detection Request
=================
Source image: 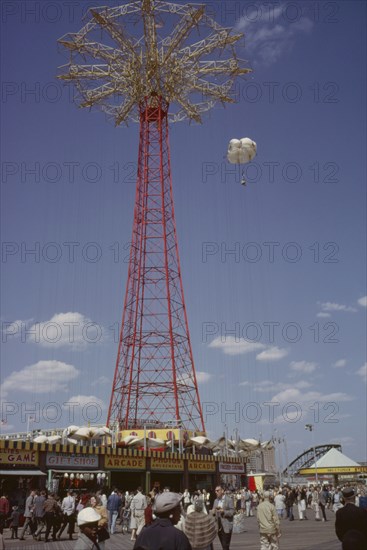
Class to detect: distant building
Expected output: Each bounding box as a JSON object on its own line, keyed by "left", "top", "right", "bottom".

{"left": 247, "top": 447, "right": 276, "bottom": 474}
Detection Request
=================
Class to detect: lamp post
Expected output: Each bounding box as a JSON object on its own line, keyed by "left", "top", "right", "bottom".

{"left": 26, "top": 414, "right": 35, "bottom": 440}
{"left": 273, "top": 429, "right": 283, "bottom": 486}
{"left": 222, "top": 424, "right": 229, "bottom": 488}
{"left": 305, "top": 424, "right": 319, "bottom": 484}
{"left": 223, "top": 424, "right": 229, "bottom": 457}
{"left": 283, "top": 435, "right": 289, "bottom": 484}
{"left": 258, "top": 432, "right": 265, "bottom": 472}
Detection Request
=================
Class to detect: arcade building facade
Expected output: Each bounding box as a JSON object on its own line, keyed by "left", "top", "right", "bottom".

{"left": 0, "top": 440, "right": 246, "bottom": 504}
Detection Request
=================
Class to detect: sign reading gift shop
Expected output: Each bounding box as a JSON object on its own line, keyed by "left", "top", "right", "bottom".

{"left": 46, "top": 453, "right": 98, "bottom": 468}
{"left": 219, "top": 462, "right": 245, "bottom": 474}
{"left": 188, "top": 460, "right": 216, "bottom": 473}
{"left": 0, "top": 448, "right": 38, "bottom": 465}
{"left": 104, "top": 456, "right": 146, "bottom": 470}
{"left": 150, "top": 457, "right": 184, "bottom": 471}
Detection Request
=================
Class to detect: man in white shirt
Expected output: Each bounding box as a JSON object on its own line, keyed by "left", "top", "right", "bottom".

{"left": 57, "top": 490, "right": 76, "bottom": 540}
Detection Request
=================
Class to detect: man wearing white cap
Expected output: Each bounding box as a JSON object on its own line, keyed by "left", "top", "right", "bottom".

{"left": 74, "top": 508, "right": 102, "bottom": 550}
{"left": 133, "top": 491, "right": 192, "bottom": 549}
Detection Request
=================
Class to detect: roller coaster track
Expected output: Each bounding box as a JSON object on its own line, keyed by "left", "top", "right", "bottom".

{"left": 283, "top": 444, "right": 342, "bottom": 476}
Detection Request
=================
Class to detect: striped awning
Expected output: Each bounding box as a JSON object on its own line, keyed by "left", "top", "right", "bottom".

{"left": 0, "top": 470, "right": 46, "bottom": 476}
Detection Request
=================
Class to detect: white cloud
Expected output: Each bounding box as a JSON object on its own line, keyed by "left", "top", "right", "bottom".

{"left": 319, "top": 302, "right": 357, "bottom": 313}
{"left": 209, "top": 336, "right": 265, "bottom": 356}
{"left": 177, "top": 371, "right": 212, "bottom": 385}
{"left": 271, "top": 388, "right": 353, "bottom": 404}
{"left": 256, "top": 346, "right": 289, "bottom": 362}
{"left": 358, "top": 296, "right": 367, "bottom": 307}
{"left": 290, "top": 361, "right": 317, "bottom": 374}
{"left": 332, "top": 359, "right": 347, "bottom": 368}
{"left": 62, "top": 395, "right": 106, "bottom": 424}
{"left": 240, "top": 380, "right": 311, "bottom": 392}
{"left": 236, "top": 4, "right": 284, "bottom": 31}
{"left": 63, "top": 395, "right": 105, "bottom": 411}
{"left": 235, "top": 4, "right": 313, "bottom": 65}
{"left": 1, "top": 319, "right": 33, "bottom": 338}
{"left": 241, "top": 378, "right": 353, "bottom": 425}
{"left": 28, "top": 312, "right": 104, "bottom": 349}
{"left": 91, "top": 376, "right": 110, "bottom": 387}
{"left": 0, "top": 360, "right": 79, "bottom": 397}
{"left": 258, "top": 388, "right": 353, "bottom": 425}
{"left": 196, "top": 371, "right": 212, "bottom": 384}
{"left": 316, "top": 312, "right": 331, "bottom": 318}
{"left": 356, "top": 363, "right": 367, "bottom": 382}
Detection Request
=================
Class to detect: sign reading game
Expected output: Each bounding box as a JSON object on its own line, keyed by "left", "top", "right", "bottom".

{"left": 0, "top": 448, "right": 38, "bottom": 466}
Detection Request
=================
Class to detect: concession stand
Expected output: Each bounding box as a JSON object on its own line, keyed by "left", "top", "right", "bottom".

{"left": 45, "top": 451, "right": 109, "bottom": 496}
{"left": 0, "top": 439, "right": 246, "bottom": 499}
{"left": 0, "top": 446, "right": 46, "bottom": 506}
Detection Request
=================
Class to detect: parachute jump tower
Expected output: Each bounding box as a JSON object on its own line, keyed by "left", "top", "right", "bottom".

{"left": 58, "top": 0, "right": 250, "bottom": 437}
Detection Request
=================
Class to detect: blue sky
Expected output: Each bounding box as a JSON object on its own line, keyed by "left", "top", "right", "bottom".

{"left": 1, "top": 1, "right": 366, "bottom": 466}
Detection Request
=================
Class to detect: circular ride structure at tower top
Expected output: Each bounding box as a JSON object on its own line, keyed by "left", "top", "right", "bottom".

{"left": 57, "top": 0, "right": 251, "bottom": 125}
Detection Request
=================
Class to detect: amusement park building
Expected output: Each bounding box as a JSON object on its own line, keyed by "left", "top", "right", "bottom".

{"left": 0, "top": 438, "right": 248, "bottom": 501}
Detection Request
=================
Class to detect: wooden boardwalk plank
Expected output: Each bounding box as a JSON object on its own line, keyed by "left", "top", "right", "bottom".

{"left": 3, "top": 509, "right": 339, "bottom": 550}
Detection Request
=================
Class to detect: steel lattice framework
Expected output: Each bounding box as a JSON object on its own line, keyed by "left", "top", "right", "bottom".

{"left": 58, "top": 0, "right": 251, "bottom": 432}
{"left": 283, "top": 444, "right": 342, "bottom": 477}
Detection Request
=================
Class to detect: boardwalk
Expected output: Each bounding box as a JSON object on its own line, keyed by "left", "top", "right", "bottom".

{"left": 3, "top": 509, "right": 341, "bottom": 550}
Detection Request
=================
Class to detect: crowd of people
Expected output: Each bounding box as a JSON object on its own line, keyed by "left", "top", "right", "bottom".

{"left": 0, "top": 481, "right": 366, "bottom": 549}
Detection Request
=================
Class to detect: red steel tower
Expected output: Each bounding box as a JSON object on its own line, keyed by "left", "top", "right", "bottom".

{"left": 109, "top": 95, "right": 205, "bottom": 430}
{"left": 58, "top": 0, "right": 250, "bottom": 433}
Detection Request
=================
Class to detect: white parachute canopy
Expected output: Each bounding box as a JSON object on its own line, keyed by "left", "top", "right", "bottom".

{"left": 227, "top": 138, "right": 257, "bottom": 164}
